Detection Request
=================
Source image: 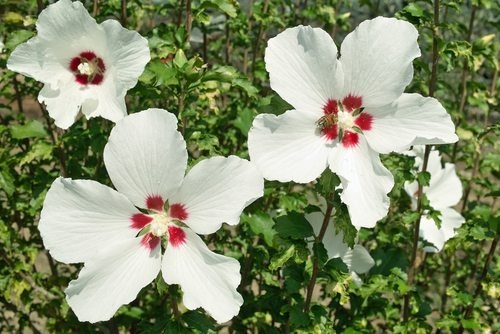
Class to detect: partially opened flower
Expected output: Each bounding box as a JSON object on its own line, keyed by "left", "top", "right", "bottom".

{"left": 404, "top": 147, "right": 464, "bottom": 252}
{"left": 38, "top": 108, "right": 264, "bottom": 323}
{"left": 307, "top": 211, "right": 374, "bottom": 286}
{"left": 248, "top": 17, "right": 458, "bottom": 229}
{"left": 7, "top": 0, "right": 150, "bottom": 129}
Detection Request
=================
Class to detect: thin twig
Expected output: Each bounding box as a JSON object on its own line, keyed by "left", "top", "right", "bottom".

{"left": 402, "top": 145, "right": 432, "bottom": 321}
{"left": 38, "top": 102, "right": 68, "bottom": 177}
{"left": 93, "top": 0, "right": 99, "bottom": 17}
{"left": 402, "top": 0, "right": 441, "bottom": 322}
{"left": 457, "top": 235, "right": 498, "bottom": 334}
{"left": 12, "top": 77, "right": 24, "bottom": 115}
{"left": 251, "top": 0, "right": 270, "bottom": 81}
{"left": 185, "top": 0, "right": 192, "bottom": 41}
{"left": 304, "top": 199, "right": 334, "bottom": 312}
{"left": 121, "top": 0, "right": 127, "bottom": 27}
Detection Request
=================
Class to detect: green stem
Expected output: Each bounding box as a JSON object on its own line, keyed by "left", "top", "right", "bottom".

{"left": 304, "top": 198, "right": 334, "bottom": 312}
{"left": 403, "top": 0, "right": 441, "bottom": 322}
{"left": 185, "top": 0, "right": 192, "bottom": 41}
{"left": 121, "top": 0, "right": 127, "bottom": 27}
{"left": 402, "top": 145, "right": 432, "bottom": 322}
{"left": 457, "top": 234, "right": 498, "bottom": 334}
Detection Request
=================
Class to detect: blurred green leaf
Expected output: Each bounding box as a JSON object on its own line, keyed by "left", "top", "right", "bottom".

{"left": 10, "top": 120, "right": 47, "bottom": 139}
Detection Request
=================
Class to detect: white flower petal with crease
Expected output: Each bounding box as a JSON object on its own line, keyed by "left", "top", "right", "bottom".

{"left": 248, "top": 110, "right": 331, "bottom": 183}
{"left": 39, "top": 177, "right": 140, "bottom": 264}
{"left": 328, "top": 137, "right": 394, "bottom": 229}
{"left": 170, "top": 156, "right": 263, "bottom": 235}
{"left": 104, "top": 109, "right": 187, "bottom": 210}
{"left": 265, "top": 25, "right": 343, "bottom": 113}
{"left": 66, "top": 238, "right": 161, "bottom": 323}
{"left": 162, "top": 228, "right": 243, "bottom": 324}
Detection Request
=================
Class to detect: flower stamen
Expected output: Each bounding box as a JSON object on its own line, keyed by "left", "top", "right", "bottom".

{"left": 69, "top": 51, "right": 106, "bottom": 85}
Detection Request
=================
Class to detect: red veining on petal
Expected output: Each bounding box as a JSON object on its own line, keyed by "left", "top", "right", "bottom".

{"left": 130, "top": 213, "right": 153, "bottom": 229}
{"left": 322, "top": 124, "right": 338, "bottom": 140}
{"left": 322, "top": 99, "right": 338, "bottom": 115}
{"left": 146, "top": 195, "right": 164, "bottom": 211}
{"left": 342, "top": 94, "right": 362, "bottom": 112}
{"left": 168, "top": 226, "right": 186, "bottom": 247}
{"left": 342, "top": 131, "right": 359, "bottom": 148}
{"left": 169, "top": 203, "right": 188, "bottom": 220}
{"left": 141, "top": 232, "right": 160, "bottom": 250}
{"left": 354, "top": 112, "right": 373, "bottom": 131}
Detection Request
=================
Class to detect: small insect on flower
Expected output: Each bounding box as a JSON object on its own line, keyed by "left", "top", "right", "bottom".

{"left": 316, "top": 114, "right": 338, "bottom": 131}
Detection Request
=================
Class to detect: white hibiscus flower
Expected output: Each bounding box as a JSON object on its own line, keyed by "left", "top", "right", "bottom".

{"left": 38, "top": 109, "right": 264, "bottom": 323}
{"left": 307, "top": 211, "right": 374, "bottom": 286}
{"left": 7, "top": 0, "right": 150, "bottom": 129}
{"left": 248, "top": 17, "right": 458, "bottom": 230}
{"left": 404, "top": 147, "right": 465, "bottom": 252}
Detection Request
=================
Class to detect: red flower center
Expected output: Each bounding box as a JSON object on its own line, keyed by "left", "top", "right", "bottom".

{"left": 317, "top": 94, "right": 373, "bottom": 148}
{"left": 69, "top": 51, "right": 106, "bottom": 85}
{"left": 131, "top": 195, "right": 189, "bottom": 251}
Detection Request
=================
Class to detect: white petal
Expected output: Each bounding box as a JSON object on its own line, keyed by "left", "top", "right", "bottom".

{"left": 66, "top": 237, "right": 161, "bottom": 323}
{"left": 162, "top": 228, "right": 243, "bottom": 324}
{"left": 38, "top": 83, "right": 83, "bottom": 129}
{"left": 101, "top": 20, "right": 150, "bottom": 92}
{"left": 340, "top": 17, "right": 420, "bottom": 107}
{"left": 342, "top": 244, "right": 374, "bottom": 274}
{"left": 104, "top": 109, "right": 187, "bottom": 209}
{"left": 404, "top": 149, "right": 462, "bottom": 209}
{"left": 80, "top": 78, "right": 127, "bottom": 123}
{"left": 36, "top": 0, "right": 102, "bottom": 48}
{"left": 364, "top": 94, "right": 458, "bottom": 154}
{"left": 425, "top": 160, "right": 462, "bottom": 209}
{"left": 38, "top": 178, "right": 140, "bottom": 263}
{"left": 350, "top": 272, "right": 363, "bottom": 287}
{"left": 420, "top": 208, "right": 465, "bottom": 252}
{"left": 248, "top": 110, "right": 331, "bottom": 183}
{"left": 328, "top": 137, "right": 394, "bottom": 229}
{"left": 265, "top": 25, "right": 343, "bottom": 112}
{"left": 306, "top": 211, "right": 348, "bottom": 259}
{"left": 169, "top": 156, "right": 263, "bottom": 235}
{"left": 7, "top": 39, "right": 66, "bottom": 87}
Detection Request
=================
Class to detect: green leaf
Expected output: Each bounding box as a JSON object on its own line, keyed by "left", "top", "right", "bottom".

{"left": 315, "top": 169, "right": 340, "bottom": 197}
{"left": 181, "top": 311, "right": 214, "bottom": 331}
{"left": 5, "top": 29, "right": 33, "bottom": 50}
{"left": 10, "top": 120, "right": 47, "bottom": 139}
{"left": 173, "top": 49, "right": 188, "bottom": 68}
{"left": 404, "top": 3, "right": 425, "bottom": 17}
{"left": 0, "top": 167, "right": 15, "bottom": 196}
{"left": 258, "top": 94, "right": 293, "bottom": 116}
{"left": 201, "top": 0, "right": 239, "bottom": 18}
{"left": 233, "top": 108, "right": 255, "bottom": 137}
{"left": 461, "top": 318, "right": 481, "bottom": 330}
{"left": 232, "top": 77, "right": 258, "bottom": 97}
{"left": 417, "top": 171, "right": 431, "bottom": 187}
{"left": 269, "top": 244, "right": 295, "bottom": 270}
{"left": 147, "top": 59, "right": 178, "bottom": 86}
{"left": 242, "top": 212, "right": 277, "bottom": 246}
{"left": 275, "top": 212, "right": 314, "bottom": 239}
{"left": 312, "top": 242, "right": 329, "bottom": 267}
{"left": 19, "top": 141, "right": 53, "bottom": 165}
{"left": 289, "top": 304, "right": 311, "bottom": 327}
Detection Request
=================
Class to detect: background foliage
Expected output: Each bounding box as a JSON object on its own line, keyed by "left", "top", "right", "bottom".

{"left": 0, "top": 0, "right": 498, "bottom": 333}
